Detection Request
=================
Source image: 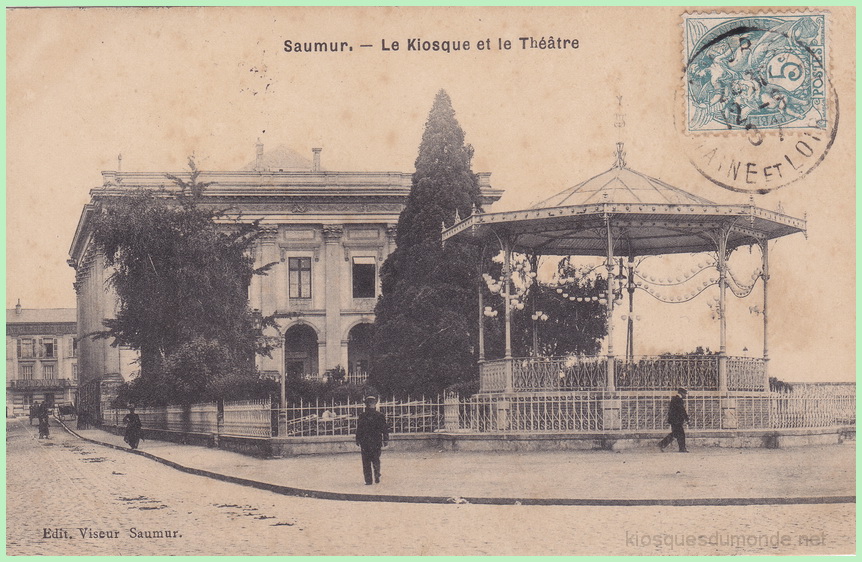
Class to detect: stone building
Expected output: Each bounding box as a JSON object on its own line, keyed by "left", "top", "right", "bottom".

{"left": 68, "top": 144, "right": 502, "bottom": 413}
{"left": 6, "top": 302, "right": 78, "bottom": 416}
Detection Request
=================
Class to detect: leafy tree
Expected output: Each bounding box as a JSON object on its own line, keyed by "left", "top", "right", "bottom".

{"left": 90, "top": 160, "right": 277, "bottom": 405}
{"left": 370, "top": 90, "right": 484, "bottom": 397}
{"left": 482, "top": 256, "right": 608, "bottom": 359}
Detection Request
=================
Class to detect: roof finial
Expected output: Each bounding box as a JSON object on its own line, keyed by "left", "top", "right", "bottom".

{"left": 614, "top": 142, "right": 626, "bottom": 168}
{"left": 613, "top": 95, "right": 626, "bottom": 168}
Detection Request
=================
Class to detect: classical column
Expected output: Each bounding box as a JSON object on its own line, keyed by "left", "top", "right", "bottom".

{"left": 279, "top": 340, "right": 286, "bottom": 408}
{"left": 604, "top": 214, "right": 616, "bottom": 392}
{"left": 717, "top": 227, "right": 729, "bottom": 393}
{"left": 502, "top": 236, "right": 513, "bottom": 393}
{"left": 258, "top": 226, "right": 279, "bottom": 314}
{"left": 625, "top": 256, "right": 635, "bottom": 362}
{"left": 478, "top": 279, "right": 485, "bottom": 362}
{"left": 322, "top": 225, "right": 344, "bottom": 372}
{"left": 760, "top": 238, "right": 770, "bottom": 386}
{"left": 384, "top": 224, "right": 397, "bottom": 260}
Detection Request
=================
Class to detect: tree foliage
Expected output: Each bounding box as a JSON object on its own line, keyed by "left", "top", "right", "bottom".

{"left": 482, "top": 256, "right": 608, "bottom": 359}
{"left": 90, "top": 160, "right": 277, "bottom": 405}
{"left": 370, "top": 90, "right": 484, "bottom": 397}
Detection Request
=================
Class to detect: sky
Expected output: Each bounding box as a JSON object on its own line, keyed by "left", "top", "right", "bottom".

{"left": 6, "top": 6, "right": 855, "bottom": 381}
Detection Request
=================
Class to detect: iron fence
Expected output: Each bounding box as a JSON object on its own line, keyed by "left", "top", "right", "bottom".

{"left": 100, "top": 386, "right": 854, "bottom": 439}
{"left": 514, "top": 357, "right": 606, "bottom": 391}
{"left": 279, "top": 397, "right": 444, "bottom": 437}
{"left": 104, "top": 399, "right": 270, "bottom": 438}
{"left": 223, "top": 398, "right": 272, "bottom": 438}
{"left": 726, "top": 357, "right": 766, "bottom": 391}
{"left": 618, "top": 391, "right": 722, "bottom": 430}
{"left": 480, "top": 360, "right": 508, "bottom": 392}
{"left": 615, "top": 356, "right": 720, "bottom": 391}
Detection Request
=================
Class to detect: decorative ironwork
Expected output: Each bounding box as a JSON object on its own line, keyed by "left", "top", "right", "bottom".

{"left": 615, "top": 356, "right": 719, "bottom": 390}
{"left": 726, "top": 357, "right": 766, "bottom": 391}
{"left": 481, "top": 357, "right": 605, "bottom": 392}
{"left": 737, "top": 386, "right": 856, "bottom": 429}
{"left": 480, "top": 360, "right": 508, "bottom": 392}
{"left": 280, "top": 397, "right": 443, "bottom": 437}
{"left": 222, "top": 398, "right": 272, "bottom": 438}
{"left": 8, "top": 378, "right": 74, "bottom": 390}
{"left": 505, "top": 394, "right": 602, "bottom": 432}
{"left": 618, "top": 392, "right": 721, "bottom": 430}
{"left": 99, "top": 388, "right": 854, "bottom": 438}
{"left": 513, "top": 357, "right": 605, "bottom": 391}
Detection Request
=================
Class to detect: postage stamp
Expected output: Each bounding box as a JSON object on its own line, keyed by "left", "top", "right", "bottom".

{"left": 677, "top": 11, "right": 837, "bottom": 194}
{"left": 683, "top": 12, "right": 828, "bottom": 133}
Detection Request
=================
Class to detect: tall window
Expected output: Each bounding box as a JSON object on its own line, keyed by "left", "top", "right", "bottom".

{"left": 19, "top": 364, "right": 33, "bottom": 380}
{"left": 352, "top": 257, "right": 377, "bottom": 299}
{"left": 71, "top": 338, "right": 78, "bottom": 358}
{"left": 41, "top": 337, "right": 57, "bottom": 359}
{"left": 289, "top": 257, "right": 312, "bottom": 299}
{"left": 17, "top": 338, "right": 35, "bottom": 359}
{"left": 43, "top": 364, "right": 55, "bottom": 379}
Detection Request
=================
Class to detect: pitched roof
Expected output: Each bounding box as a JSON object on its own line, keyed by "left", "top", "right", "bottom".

{"left": 6, "top": 308, "right": 76, "bottom": 324}
{"left": 532, "top": 146, "right": 715, "bottom": 208}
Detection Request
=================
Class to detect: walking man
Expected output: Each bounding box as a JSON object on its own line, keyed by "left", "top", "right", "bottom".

{"left": 123, "top": 403, "right": 142, "bottom": 450}
{"left": 37, "top": 402, "right": 50, "bottom": 439}
{"left": 355, "top": 396, "right": 389, "bottom": 485}
{"left": 659, "top": 387, "right": 689, "bottom": 453}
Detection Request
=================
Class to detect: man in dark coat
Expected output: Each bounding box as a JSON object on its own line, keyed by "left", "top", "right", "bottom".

{"left": 659, "top": 387, "right": 690, "bottom": 452}
{"left": 355, "top": 396, "right": 389, "bottom": 485}
{"left": 37, "top": 402, "right": 50, "bottom": 439}
{"left": 123, "top": 404, "right": 142, "bottom": 450}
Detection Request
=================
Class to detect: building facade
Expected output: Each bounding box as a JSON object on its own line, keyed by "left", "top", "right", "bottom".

{"left": 68, "top": 144, "right": 502, "bottom": 412}
{"left": 6, "top": 302, "right": 78, "bottom": 416}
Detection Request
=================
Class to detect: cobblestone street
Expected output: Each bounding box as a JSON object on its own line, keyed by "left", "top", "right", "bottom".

{"left": 6, "top": 418, "right": 855, "bottom": 556}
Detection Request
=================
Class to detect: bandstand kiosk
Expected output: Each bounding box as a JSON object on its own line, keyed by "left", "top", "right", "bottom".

{"left": 442, "top": 145, "right": 807, "bottom": 433}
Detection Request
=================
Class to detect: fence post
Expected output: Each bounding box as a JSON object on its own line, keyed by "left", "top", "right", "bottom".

{"left": 215, "top": 399, "right": 224, "bottom": 446}
{"left": 444, "top": 393, "right": 459, "bottom": 431}
{"left": 601, "top": 396, "right": 621, "bottom": 430}
{"left": 721, "top": 397, "right": 738, "bottom": 429}
{"left": 496, "top": 399, "right": 511, "bottom": 431}
{"left": 270, "top": 393, "right": 278, "bottom": 437}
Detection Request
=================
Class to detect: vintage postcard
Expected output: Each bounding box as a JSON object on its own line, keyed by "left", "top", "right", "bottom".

{"left": 6, "top": 6, "right": 855, "bottom": 556}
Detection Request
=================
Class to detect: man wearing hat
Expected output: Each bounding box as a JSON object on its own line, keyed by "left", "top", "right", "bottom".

{"left": 355, "top": 396, "right": 390, "bottom": 485}
{"left": 659, "top": 387, "right": 690, "bottom": 453}
{"left": 123, "top": 403, "right": 142, "bottom": 450}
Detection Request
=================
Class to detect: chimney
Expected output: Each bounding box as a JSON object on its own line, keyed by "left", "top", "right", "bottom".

{"left": 255, "top": 139, "right": 264, "bottom": 170}
{"left": 312, "top": 148, "right": 322, "bottom": 172}
{"left": 15, "top": 299, "right": 21, "bottom": 315}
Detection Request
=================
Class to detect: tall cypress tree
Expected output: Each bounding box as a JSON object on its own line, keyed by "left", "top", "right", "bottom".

{"left": 371, "top": 90, "right": 483, "bottom": 397}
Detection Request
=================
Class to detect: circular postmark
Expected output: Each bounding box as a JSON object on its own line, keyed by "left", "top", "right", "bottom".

{"left": 677, "top": 13, "right": 838, "bottom": 194}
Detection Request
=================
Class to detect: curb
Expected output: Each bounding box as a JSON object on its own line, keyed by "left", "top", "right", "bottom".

{"left": 58, "top": 420, "right": 855, "bottom": 507}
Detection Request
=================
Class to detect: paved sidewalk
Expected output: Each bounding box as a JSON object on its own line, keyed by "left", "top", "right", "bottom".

{"left": 63, "top": 421, "right": 854, "bottom": 504}
{"left": 9, "top": 418, "right": 855, "bottom": 555}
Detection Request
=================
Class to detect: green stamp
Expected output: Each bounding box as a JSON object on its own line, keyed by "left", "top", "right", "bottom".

{"left": 684, "top": 13, "right": 827, "bottom": 132}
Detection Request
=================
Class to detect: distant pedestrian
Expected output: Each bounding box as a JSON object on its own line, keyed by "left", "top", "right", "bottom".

{"left": 29, "top": 403, "right": 38, "bottom": 426}
{"left": 37, "top": 403, "right": 50, "bottom": 439}
{"left": 123, "top": 404, "right": 142, "bottom": 450}
{"left": 659, "top": 387, "right": 689, "bottom": 452}
{"left": 355, "top": 396, "right": 389, "bottom": 485}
